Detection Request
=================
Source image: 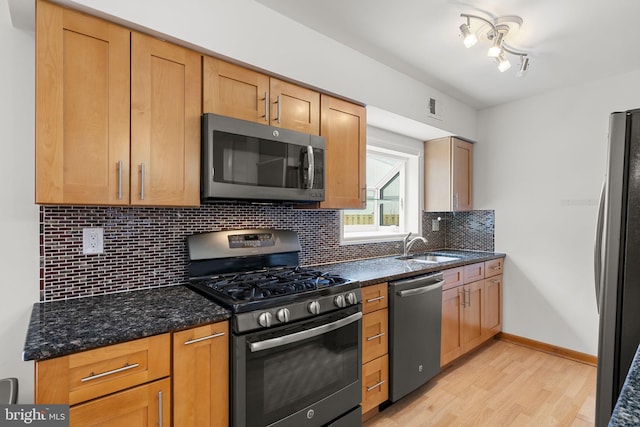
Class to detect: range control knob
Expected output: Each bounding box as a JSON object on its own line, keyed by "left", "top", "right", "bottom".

{"left": 276, "top": 308, "right": 291, "bottom": 323}
{"left": 308, "top": 300, "right": 321, "bottom": 315}
{"left": 346, "top": 292, "right": 357, "bottom": 305}
{"left": 334, "top": 295, "right": 346, "bottom": 308}
{"left": 258, "top": 312, "right": 273, "bottom": 328}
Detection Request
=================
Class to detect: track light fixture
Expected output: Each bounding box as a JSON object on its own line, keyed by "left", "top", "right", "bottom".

{"left": 458, "top": 12, "right": 531, "bottom": 77}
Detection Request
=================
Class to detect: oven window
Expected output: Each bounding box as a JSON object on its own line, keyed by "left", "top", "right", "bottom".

{"left": 244, "top": 315, "right": 359, "bottom": 426}
{"left": 211, "top": 131, "right": 323, "bottom": 190}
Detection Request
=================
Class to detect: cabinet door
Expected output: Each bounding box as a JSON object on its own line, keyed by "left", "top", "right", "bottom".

{"left": 362, "top": 354, "right": 389, "bottom": 414}
{"left": 452, "top": 138, "right": 472, "bottom": 211}
{"left": 202, "top": 57, "right": 270, "bottom": 123}
{"left": 362, "top": 309, "right": 388, "bottom": 364}
{"left": 461, "top": 280, "right": 484, "bottom": 353}
{"left": 36, "top": 0, "right": 130, "bottom": 205}
{"left": 173, "top": 322, "right": 229, "bottom": 427}
{"left": 131, "top": 32, "right": 201, "bottom": 206}
{"left": 319, "top": 95, "right": 367, "bottom": 209}
{"left": 270, "top": 78, "right": 320, "bottom": 135}
{"left": 440, "top": 286, "right": 462, "bottom": 367}
{"left": 483, "top": 275, "right": 502, "bottom": 338}
{"left": 70, "top": 378, "right": 170, "bottom": 427}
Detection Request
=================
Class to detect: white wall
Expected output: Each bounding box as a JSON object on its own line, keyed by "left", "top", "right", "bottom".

{"left": 475, "top": 69, "right": 640, "bottom": 355}
{"left": 0, "top": 0, "right": 39, "bottom": 403}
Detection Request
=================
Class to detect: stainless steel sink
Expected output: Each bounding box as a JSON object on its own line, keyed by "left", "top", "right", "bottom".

{"left": 396, "top": 254, "right": 460, "bottom": 263}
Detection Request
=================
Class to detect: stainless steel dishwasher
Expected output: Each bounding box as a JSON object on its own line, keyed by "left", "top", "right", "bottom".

{"left": 388, "top": 272, "right": 444, "bottom": 402}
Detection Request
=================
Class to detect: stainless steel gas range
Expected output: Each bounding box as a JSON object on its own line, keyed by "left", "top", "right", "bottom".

{"left": 187, "top": 229, "right": 362, "bottom": 427}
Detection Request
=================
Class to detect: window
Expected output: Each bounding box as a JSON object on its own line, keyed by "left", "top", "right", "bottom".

{"left": 341, "top": 129, "right": 423, "bottom": 244}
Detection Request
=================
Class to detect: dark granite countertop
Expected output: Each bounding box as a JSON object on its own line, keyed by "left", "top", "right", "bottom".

{"left": 315, "top": 249, "right": 505, "bottom": 287}
{"left": 610, "top": 345, "right": 640, "bottom": 425}
{"left": 24, "top": 250, "right": 504, "bottom": 362}
{"left": 23, "top": 285, "right": 231, "bottom": 361}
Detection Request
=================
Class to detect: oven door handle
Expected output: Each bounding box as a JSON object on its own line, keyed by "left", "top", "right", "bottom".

{"left": 249, "top": 312, "right": 362, "bottom": 353}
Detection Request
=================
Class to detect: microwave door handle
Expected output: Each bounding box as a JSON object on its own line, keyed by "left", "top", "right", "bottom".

{"left": 307, "top": 146, "right": 315, "bottom": 189}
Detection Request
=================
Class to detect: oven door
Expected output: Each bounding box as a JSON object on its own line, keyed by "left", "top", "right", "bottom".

{"left": 233, "top": 305, "right": 362, "bottom": 427}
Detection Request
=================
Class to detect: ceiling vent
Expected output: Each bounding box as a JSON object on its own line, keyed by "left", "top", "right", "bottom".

{"left": 428, "top": 97, "right": 443, "bottom": 121}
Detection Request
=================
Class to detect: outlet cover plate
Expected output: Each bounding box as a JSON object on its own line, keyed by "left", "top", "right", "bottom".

{"left": 83, "top": 227, "right": 104, "bottom": 255}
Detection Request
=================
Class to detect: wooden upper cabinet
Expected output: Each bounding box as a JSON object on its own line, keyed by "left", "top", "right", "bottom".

{"left": 36, "top": 1, "right": 201, "bottom": 207}
{"left": 424, "top": 136, "right": 473, "bottom": 212}
{"left": 130, "top": 32, "right": 201, "bottom": 206}
{"left": 270, "top": 78, "right": 319, "bottom": 135}
{"left": 36, "top": 0, "right": 130, "bottom": 205}
{"left": 202, "top": 57, "right": 269, "bottom": 124}
{"left": 202, "top": 57, "right": 319, "bottom": 135}
{"left": 318, "top": 95, "right": 367, "bottom": 209}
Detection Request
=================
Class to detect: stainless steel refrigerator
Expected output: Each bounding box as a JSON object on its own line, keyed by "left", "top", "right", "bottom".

{"left": 595, "top": 108, "right": 640, "bottom": 426}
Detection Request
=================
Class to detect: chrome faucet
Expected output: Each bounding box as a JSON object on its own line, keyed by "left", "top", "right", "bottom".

{"left": 403, "top": 232, "right": 427, "bottom": 257}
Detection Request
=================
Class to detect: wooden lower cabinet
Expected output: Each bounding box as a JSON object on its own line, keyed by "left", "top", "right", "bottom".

{"left": 483, "top": 274, "right": 503, "bottom": 338}
{"left": 362, "top": 354, "right": 389, "bottom": 414}
{"left": 172, "top": 321, "right": 229, "bottom": 427}
{"left": 361, "top": 283, "right": 389, "bottom": 416}
{"left": 70, "top": 378, "right": 170, "bottom": 427}
{"left": 440, "top": 260, "right": 504, "bottom": 367}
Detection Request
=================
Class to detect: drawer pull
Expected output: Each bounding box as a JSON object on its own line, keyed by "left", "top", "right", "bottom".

{"left": 491, "top": 265, "right": 501, "bottom": 270}
{"left": 184, "top": 332, "right": 225, "bottom": 345}
{"left": 81, "top": 362, "right": 139, "bottom": 382}
{"left": 367, "top": 380, "right": 386, "bottom": 392}
{"left": 366, "top": 296, "right": 385, "bottom": 303}
{"left": 367, "top": 332, "right": 385, "bottom": 341}
{"left": 158, "top": 390, "right": 163, "bottom": 427}
{"left": 490, "top": 279, "right": 501, "bottom": 284}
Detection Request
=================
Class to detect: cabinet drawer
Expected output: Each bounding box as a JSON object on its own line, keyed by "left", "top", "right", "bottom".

{"left": 463, "top": 262, "right": 485, "bottom": 284}
{"left": 362, "top": 309, "right": 388, "bottom": 364}
{"left": 442, "top": 267, "right": 463, "bottom": 291}
{"left": 362, "top": 283, "right": 388, "bottom": 314}
{"left": 485, "top": 258, "right": 504, "bottom": 278}
{"left": 70, "top": 377, "right": 170, "bottom": 427}
{"left": 362, "top": 354, "right": 389, "bottom": 414}
{"left": 36, "top": 333, "right": 171, "bottom": 405}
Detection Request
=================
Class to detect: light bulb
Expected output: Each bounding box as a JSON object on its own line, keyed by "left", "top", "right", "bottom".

{"left": 459, "top": 23, "right": 478, "bottom": 48}
{"left": 487, "top": 32, "right": 504, "bottom": 58}
{"left": 496, "top": 52, "right": 511, "bottom": 72}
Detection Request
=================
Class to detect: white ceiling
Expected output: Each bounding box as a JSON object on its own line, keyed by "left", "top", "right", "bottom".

{"left": 256, "top": 0, "right": 640, "bottom": 109}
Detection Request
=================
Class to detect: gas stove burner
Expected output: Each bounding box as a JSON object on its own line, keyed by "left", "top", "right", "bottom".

{"left": 200, "top": 266, "right": 348, "bottom": 302}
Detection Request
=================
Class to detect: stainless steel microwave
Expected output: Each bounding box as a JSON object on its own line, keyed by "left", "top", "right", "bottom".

{"left": 201, "top": 113, "right": 325, "bottom": 203}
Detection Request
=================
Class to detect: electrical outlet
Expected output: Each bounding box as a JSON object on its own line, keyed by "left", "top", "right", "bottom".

{"left": 432, "top": 219, "right": 440, "bottom": 232}
{"left": 83, "top": 227, "right": 104, "bottom": 255}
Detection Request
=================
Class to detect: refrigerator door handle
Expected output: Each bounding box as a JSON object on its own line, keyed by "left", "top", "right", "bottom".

{"left": 594, "top": 180, "right": 606, "bottom": 314}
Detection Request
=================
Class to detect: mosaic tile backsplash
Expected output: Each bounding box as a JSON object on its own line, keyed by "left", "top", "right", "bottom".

{"left": 40, "top": 205, "right": 494, "bottom": 301}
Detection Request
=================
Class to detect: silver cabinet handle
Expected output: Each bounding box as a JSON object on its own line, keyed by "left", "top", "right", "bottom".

{"left": 117, "top": 160, "right": 123, "bottom": 200}
{"left": 140, "top": 163, "right": 145, "bottom": 200}
{"left": 491, "top": 265, "right": 501, "bottom": 270}
{"left": 275, "top": 95, "right": 281, "bottom": 124}
{"left": 366, "top": 296, "right": 385, "bottom": 303}
{"left": 184, "top": 332, "right": 225, "bottom": 345}
{"left": 250, "top": 312, "right": 362, "bottom": 352}
{"left": 594, "top": 180, "right": 606, "bottom": 314}
{"left": 158, "top": 390, "right": 163, "bottom": 427}
{"left": 80, "top": 362, "right": 139, "bottom": 382}
{"left": 489, "top": 278, "right": 501, "bottom": 284}
{"left": 263, "top": 91, "right": 269, "bottom": 122}
{"left": 455, "top": 193, "right": 459, "bottom": 210}
{"left": 367, "top": 332, "right": 385, "bottom": 341}
{"left": 367, "top": 380, "right": 385, "bottom": 392}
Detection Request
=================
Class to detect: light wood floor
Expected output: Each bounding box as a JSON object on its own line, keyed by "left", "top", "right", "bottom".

{"left": 363, "top": 339, "right": 597, "bottom": 427}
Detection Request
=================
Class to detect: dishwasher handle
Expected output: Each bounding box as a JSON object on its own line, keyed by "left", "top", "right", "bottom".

{"left": 397, "top": 280, "right": 444, "bottom": 297}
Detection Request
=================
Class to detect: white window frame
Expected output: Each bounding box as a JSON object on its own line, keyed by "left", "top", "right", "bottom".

{"left": 340, "top": 129, "right": 423, "bottom": 245}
